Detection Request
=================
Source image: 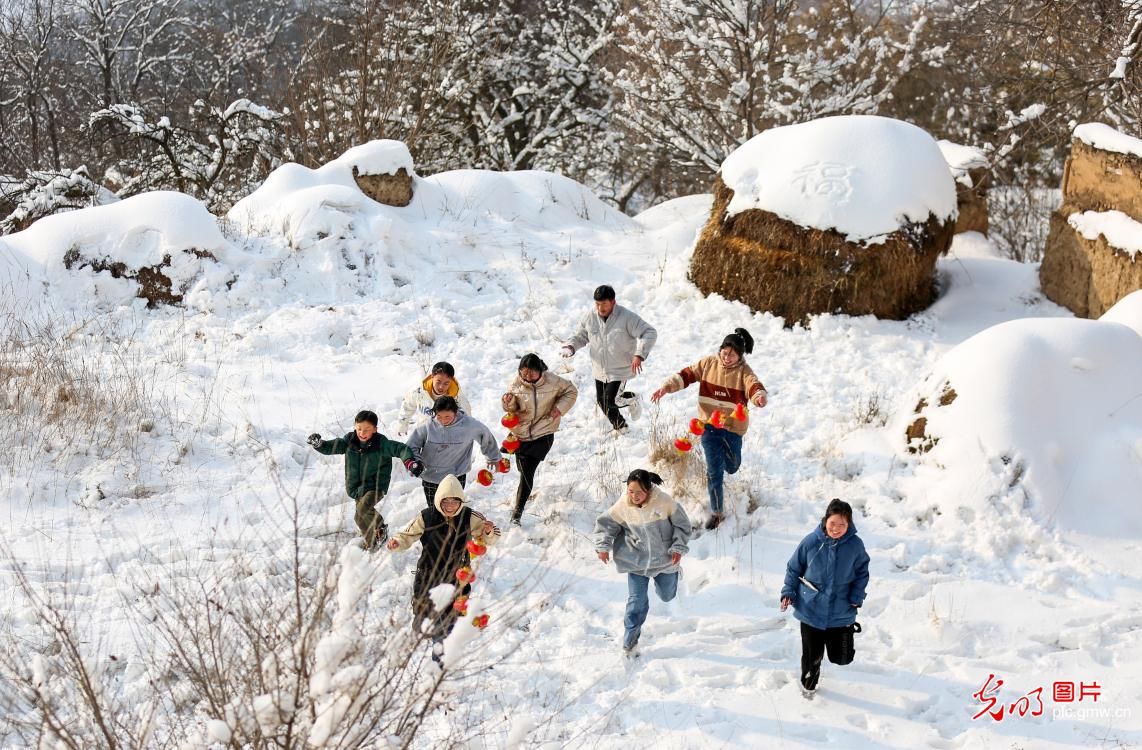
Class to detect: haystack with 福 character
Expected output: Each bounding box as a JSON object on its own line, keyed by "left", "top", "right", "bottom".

{"left": 690, "top": 116, "right": 958, "bottom": 325}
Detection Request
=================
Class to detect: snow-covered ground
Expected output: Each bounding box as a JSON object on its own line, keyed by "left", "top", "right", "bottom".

{"left": 1, "top": 148, "right": 1140, "bottom": 749}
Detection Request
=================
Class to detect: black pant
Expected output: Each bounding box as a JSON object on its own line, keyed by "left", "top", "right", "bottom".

{"left": 594, "top": 379, "right": 626, "bottom": 429}
{"left": 799, "top": 622, "right": 857, "bottom": 689}
{"left": 422, "top": 475, "right": 466, "bottom": 507}
{"left": 512, "top": 433, "right": 555, "bottom": 522}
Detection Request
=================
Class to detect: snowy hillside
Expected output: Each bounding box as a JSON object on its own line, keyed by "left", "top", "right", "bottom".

{"left": 0, "top": 144, "right": 1140, "bottom": 749}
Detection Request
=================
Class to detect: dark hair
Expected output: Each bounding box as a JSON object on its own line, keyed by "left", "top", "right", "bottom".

{"left": 625, "top": 469, "right": 664, "bottom": 492}
{"left": 822, "top": 498, "right": 853, "bottom": 526}
{"left": 432, "top": 395, "right": 460, "bottom": 414}
{"left": 430, "top": 361, "right": 455, "bottom": 377}
{"left": 720, "top": 327, "right": 754, "bottom": 356}
{"left": 354, "top": 410, "right": 379, "bottom": 427}
{"left": 593, "top": 284, "right": 616, "bottom": 301}
{"left": 518, "top": 353, "right": 548, "bottom": 373}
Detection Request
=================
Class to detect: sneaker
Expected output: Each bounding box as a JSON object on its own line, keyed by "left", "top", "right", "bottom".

{"left": 617, "top": 391, "right": 642, "bottom": 421}
{"left": 704, "top": 513, "right": 725, "bottom": 530}
{"left": 622, "top": 640, "right": 639, "bottom": 657}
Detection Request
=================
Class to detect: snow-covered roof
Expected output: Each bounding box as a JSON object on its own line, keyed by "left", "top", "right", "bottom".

{"left": 720, "top": 115, "right": 958, "bottom": 244}
{"left": 1073, "top": 122, "right": 1142, "bottom": 159}
{"left": 1068, "top": 209, "right": 1142, "bottom": 258}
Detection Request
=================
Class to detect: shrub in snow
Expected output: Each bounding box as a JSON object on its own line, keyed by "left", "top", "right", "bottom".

{"left": 1040, "top": 123, "right": 1142, "bottom": 318}
{"left": 937, "top": 140, "right": 991, "bottom": 236}
{"left": 894, "top": 300, "right": 1142, "bottom": 538}
{"left": 690, "top": 116, "right": 958, "bottom": 326}
{"left": 0, "top": 167, "right": 116, "bottom": 236}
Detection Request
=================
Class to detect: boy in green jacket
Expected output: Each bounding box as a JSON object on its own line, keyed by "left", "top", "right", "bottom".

{"left": 308, "top": 409, "right": 421, "bottom": 550}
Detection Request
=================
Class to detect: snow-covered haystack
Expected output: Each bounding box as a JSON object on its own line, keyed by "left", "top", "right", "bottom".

{"left": 894, "top": 291, "right": 1142, "bottom": 538}
{"left": 938, "top": 140, "right": 990, "bottom": 235}
{"left": 0, "top": 191, "right": 225, "bottom": 308}
{"left": 1040, "top": 123, "right": 1142, "bottom": 318}
{"left": 690, "top": 115, "right": 958, "bottom": 325}
{"left": 347, "top": 140, "right": 415, "bottom": 207}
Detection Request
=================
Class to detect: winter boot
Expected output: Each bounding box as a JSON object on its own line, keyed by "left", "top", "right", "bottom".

{"left": 616, "top": 391, "right": 642, "bottom": 421}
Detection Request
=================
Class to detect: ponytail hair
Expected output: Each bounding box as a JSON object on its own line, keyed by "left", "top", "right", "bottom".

{"left": 625, "top": 469, "right": 664, "bottom": 493}
{"left": 518, "top": 353, "right": 548, "bottom": 373}
{"left": 720, "top": 327, "right": 754, "bottom": 356}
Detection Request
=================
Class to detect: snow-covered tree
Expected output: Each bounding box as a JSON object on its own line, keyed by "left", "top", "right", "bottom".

{"left": 608, "top": 0, "right": 930, "bottom": 199}
{"left": 89, "top": 98, "right": 288, "bottom": 210}
{"left": 0, "top": 0, "right": 66, "bottom": 171}
{"left": 0, "top": 167, "right": 112, "bottom": 235}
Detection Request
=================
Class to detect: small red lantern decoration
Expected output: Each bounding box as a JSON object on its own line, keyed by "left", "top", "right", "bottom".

{"left": 477, "top": 469, "right": 494, "bottom": 486}
{"left": 496, "top": 457, "right": 511, "bottom": 473}
{"left": 501, "top": 437, "right": 521, "bottom": 454}
{"left": 452, "top": 596, "right": 469, "bottom": 615}
{"left": 501, "top": 413, "right": 520, "bottom": 429}
{"left": 688, "top": 418, "right": 706, "bottom": 436}
{"left": 709, "top": 410, "right": 725, "bottom": 429}
{"left": 456, "top": 566, "right": 475, "bottom": 584}
{"left": 732, "top": 402, "right": 747, "bottom": 421}
{"left": 466, "top": 539, "right": 487, "bottom": 556}
{"left": 674, "top": 437, "right": 693, "bottom": 452}
{"left": 472, "top": 614, "right": 490, "bottom": 629}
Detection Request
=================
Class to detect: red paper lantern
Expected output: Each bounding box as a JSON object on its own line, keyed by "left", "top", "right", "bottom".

{"left": 456, "top": 566, "right": 475, "bottom": 584}
{"left": 674, "top": 437, "right": 693, "bottom": 452}
{"left": 466, "top": 539, "right": 487, "bottom": 556}
{"left": 496, "top": 457, "right": 511, "bottom": 473}
{"left": 501, "top": 413, "right": 520, "bottom": 429}
{"left": 709, "top": 410, "right": 725, "bottom": 429}
{"left": 452, "top": 596, "right": 469, "bottom": 615}
{"left": 732, "top": 402, "right": 747, "bottom": 421}
{"left": 472, "top": 614, "right": 490, "bottom": 629}
{"left": 501, "top": 437, "right": 521, "bottom": 454}
{"left": 688, "top": 418, "right": 706, "bottom": 436}
{"left": 477, "top": 469, "right": 494, "bottom": 486}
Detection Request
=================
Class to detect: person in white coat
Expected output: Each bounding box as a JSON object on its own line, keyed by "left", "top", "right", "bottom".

{"left": 562, "top": 285, "right": 657, "bottom": 433}
{"left": 394, "top": 361, "right": 474, "bottom": 435}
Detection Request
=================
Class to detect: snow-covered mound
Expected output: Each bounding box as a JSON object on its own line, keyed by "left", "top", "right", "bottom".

{"left": 230, "top": 140, "right": 633, "bottom": 244}
{"left": 1073, "top": 122, "right": 1142, "bottom": 158}
{"left": 892, "top": 297, "right": 1142, "bottom": 538}
{"left": 720, "top": 115, "right": 957, "bottom": 242}
{"left": 937, "top": 139, "right": 988, "bottom": 187}
{"left": 0, "top": 191, "right": 226, "bottom": 309}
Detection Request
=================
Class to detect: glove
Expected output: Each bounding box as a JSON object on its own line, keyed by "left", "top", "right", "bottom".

{"left": 307, "top": 433, "right": 321, "bottom": 448}
{"left": 560, "top": 345, "right": 574, "bottom": 358}
{"left": 405, "top": 458, "right": 424, "bottom": 477}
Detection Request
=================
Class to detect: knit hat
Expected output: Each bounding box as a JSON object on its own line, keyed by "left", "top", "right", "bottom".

{"left": 720, "top": 327, "right": 754, "bottom": 356}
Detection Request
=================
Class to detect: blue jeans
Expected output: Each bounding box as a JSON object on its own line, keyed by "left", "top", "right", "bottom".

{"left": 700, "top": 425, "right": 742, "bottom": 514}
{"left": 624, "top": 571, "right": 679, "bottom": 649}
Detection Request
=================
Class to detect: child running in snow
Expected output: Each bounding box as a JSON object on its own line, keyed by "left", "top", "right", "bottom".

{"left": 307, "top": 410, "right": 420, "bottom": 550}
{"left": 780, "top": 498, "right": 869, "bottom": 693}
{"left": 594, "top": 469, "right": 691, "bottom": 656}
{"left": 650, "top": 327, "right": 768, "bottom": 529}
{"left": 387, "top": 474, "right": 501, "bottom": 648}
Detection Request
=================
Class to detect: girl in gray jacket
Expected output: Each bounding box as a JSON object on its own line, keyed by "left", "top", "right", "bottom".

{"left": 594, "top": 470, "right": 692, "bottom": 655}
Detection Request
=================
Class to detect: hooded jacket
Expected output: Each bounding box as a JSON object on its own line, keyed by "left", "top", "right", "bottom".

{"left": 781, "top": 522, "right": 869, "bottom": 630}
{"left": 406, "top": 413, "right": 501, "bottom": 483}
{"left": 594, "top": 486, "right": 692, "bottom": 577}
{"left": 390, "top": 474, "right": 501, "bottom": 597}
{"left": 313, "top": 431, "right": 413, "bottom": 499}
{"left": 657, "top": 354, "right": 766, "bottom": 437}
{"left": 566, "top": 304, "right": 657, "bottom": 383}
{"left": 503, "top": 371, "right": 578, "bottom": 441}
{"left": 395, "top": 376, "right": 474, "bottom": 435}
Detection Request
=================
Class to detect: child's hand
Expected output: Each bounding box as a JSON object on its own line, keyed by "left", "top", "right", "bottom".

{"left": 482, "top": 520, "right": 495, "bottom": 535}
{"left": 650, "top": 388, "right": 666, "bottom": 403}
{"left": 386, "top": 539, "right": 400, "bottom": 551}
{"left": 597, "top": 551, "right": 609, "bottom": 564}
{"left": 670, "top": 552, "right": 682, "bottom": 565}
{"left": 501, "top": 393, "right": 514, "bottom": 409}
{"left": 780, "top": 596, "right": 792, "bottom": 612}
